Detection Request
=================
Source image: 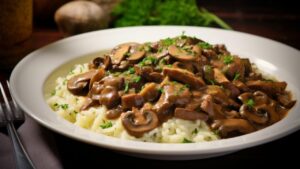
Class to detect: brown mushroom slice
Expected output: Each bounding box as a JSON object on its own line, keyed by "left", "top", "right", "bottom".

{"left": 127, "top": 50, "right": 145, "bottom": 63}
{"left": 111, "top": 44, "right": 130, "bottom": 64}
{"left": 106, "top": 105, "right": 123, "bottom": 119}
{"left": 256, "top": 103, "right": 280, "bottom": 124}
{"left": 224, "top": 57, "right": 245, "bottom": 80}
{"left": 277, "top": 91, "right": 296, "bottom": 108}
{"left": 139, "top": 83, "right": 159, "bottom": 102}
{"left": 213, "top": 68, "right": 229, "bottom": 84}
{"left": 81, "top": 97, "right": 97, "bottom": 111}
{"left": 192, "top": 45, "right": 202, "bottom": 54}
{"left": 121, "top": 93, "right": 144, "bottom": 110}
{"left": 101, "top": 76, "right": 124, "bottom": 90}
{"left": 205, "top": 85, "right": 239, "bottom": 108}
{"left": 173, "top": 61, "right": 194, "bottom": 73}
{"left": 174, "top": 108, "right": 208, "bottom": 121}
{"left": 89, "top": 69, "right": 105, "bottom": 89}
{"left": 211, "top": 119, "right": 255, "bottom": 138}
{"left": 241, "top": 58, "right": 252, "bottom": 75}
{"left": 246, "top": 80, "right": 287, "bottom": 96}
{"left": 168, "top": 45, "right": 196, "bottom": 61}
{"left": 163, "top": 67, "right": 205, "bottom": 89}
{"left": 149, "top": 72, "right": 164, "bottom": 83}
{"left": 99, "top": 86, "right": 120, "bottom": 109}
{"left": 89, "top": 55, "right": 111, "bottom": 70}
{"left": 200, "top": 94, "right": 225, "bottom": 119}
{"left": 67, "top": 69, "right": 104, "bottom": 96}
{"left": 240, "top": 105, "right": 268, "bottom": 124}
{"left": 121, "top": 108, "right": 159, "bottom": 137}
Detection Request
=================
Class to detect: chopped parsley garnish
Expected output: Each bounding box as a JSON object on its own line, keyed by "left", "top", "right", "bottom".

{"left": 198, "top": 42, "right": 212, "bottom": 49}
{"left": 192, "top": 128, "right": 198, "bottom": 134}
{"left": 133, "top": 75, "right": 142, "bottom": 83}
{"left": 182, "top": 138, "right": 193, "bottom": 143}
{"left": 60, "top": 104, "right": 69, "bottom": 110}
{"left": 124, "top": 82, "right": 129, "bottom": 93}
{"left": 51, "top": 90, "right": 56, "bottom": 96}
{"left": 161, "top": 37, "right": 175, "bottom": 46}
{"left": 233, "top": 73, "right": 240, "bottom": 80}
{"left": 127, "top": 67, "right": 135, "bottom": 74}
{"left": 73, "top": 110, "right": 78, "bottom": 114}
{"left": 208, "top": 79, "right": 216, "bottom": 85}
{"left": 158, "top": 87, "right": 164, "bottom": 93}
{"left": 246, "top": 99, "right": 255, "bottom": 108}
{"left": 100, "top": 121, "right": 113, "bottom": 129}
{"left": 138, "top": 56, "right": 158, "bottom": 66}
{"left": 223, "top": 55, "right": 234, "bottom": 64}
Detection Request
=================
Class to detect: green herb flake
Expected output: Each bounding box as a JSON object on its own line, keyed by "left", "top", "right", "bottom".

{"left": 158, "top": 87, "right": 164, "bottom": 93}
{"left": 133, "top": 75, "right": 142, "bottom": 83}
{"left": 182, "top": 138, "right": 193, "bottom": 143}
{"left": 73, "top": 110, "right": 78, "bottom": 114}
{"left": 162, "top": 37, "right": 175, "bottom": 46}
{"left": 51, "top": 90, "right": 56, "bottom": 96}
{"left": 192, "top": 128, "right": 198, "bottom": 134}
{"left": 61, "top": 104, "right": 69, "bottom": 110}
{"left": 100, "top": 121, "right": 113, "bottom": 129}
{"left": 223, "top": 55, "right": 234, "bottom": 64}
{"left": 233, "top": 73, "right": 240, "bottom": 80}
{"left": 246, "top": 99, "right": 255, "bottom": 108}
{"left": 208, "top": 79, "right": 216, "bottom": 85}
{"left": 127, "top": 67, "right": 135, "bottom": 74}
{"left": 124, "top": 82, "right": 129, "bottom": 93}
{"left": 198, "top": 42, "right": 212, "bottom": 49}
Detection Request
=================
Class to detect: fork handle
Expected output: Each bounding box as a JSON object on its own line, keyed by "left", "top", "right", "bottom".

{"left": 7, "top": 123, "right": 36, "bottom": 169}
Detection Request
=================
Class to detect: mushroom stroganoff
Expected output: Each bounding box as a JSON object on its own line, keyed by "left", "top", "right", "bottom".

{"left": 47, "top": 35, "right": 296, "bottom": 143}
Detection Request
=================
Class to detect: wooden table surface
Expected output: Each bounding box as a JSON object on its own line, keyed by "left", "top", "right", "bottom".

{"left": 1, "top": 0, "right": 300, "bottom": 168}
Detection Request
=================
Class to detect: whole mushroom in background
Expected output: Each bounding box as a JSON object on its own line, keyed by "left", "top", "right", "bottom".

{"left": 54, "top": 0, "right": 116, "bottom": 36}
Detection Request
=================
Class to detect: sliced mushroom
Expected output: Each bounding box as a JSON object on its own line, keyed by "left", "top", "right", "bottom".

{"left": 205, "top": 85, "right": 239, "bottom": 108}
{"left": 277, "top": 91, "right": 296, "bottom": 108}
{"left": 121, "top": 108, "right": 159, "bottom": 137}
{"left": 67, "top": 69, "right": 104, "bottom": 95}
{"left": 168, "top": 45, "right": 196, "bottom": 61}
{"left": 173, "top": 61, "right": 194, "bottom": 73}
{"left": 211, "top": 119, "right": 255, "bottom": 138}
{"left": 111, "top": 44, "right": 130, "bottom": 64}
{"left": 163, "top": 67, "right": 205, "bottom": 89}
{"left": 256, "top": 103, "right": 280, "bottom": 124}
{"left": 106, "top": 105, "right": 123, "bottom": 119}
{"left": 101, "top": 76, "right": 124, "bottom": 90}
{"left": 174, "top": 108, "right": 208, "bottom": 121}
{"left": 139, "top": 83, "right": 159, "bottom": 102}
{"left": 81, "top": 97, "right": 97, "bottom": 111}
{"left": 246, "top": 80, "right": 287, "bottom": 96}
{"left": 149, "top": 72, "right": 164, "bottom": 83}
{"left": 213, "top": 68, "right": 229, "bottom": 84}
{"left": 89, "top": 55, "right": 111, "bottom": 70}
{"left": 121, "top": 93, "right": 144, "bottom": 109}
{"left": 99, "top": 86, "right": 120, "bottom": 109}
{"left": 127, "top": 50, "right": 145, "bottom": 63}
{"left": 240, "top": 104, "right": 269, "bottom": 124}
{"left": 200, "top": 94, "right": 225, "bottom": 119}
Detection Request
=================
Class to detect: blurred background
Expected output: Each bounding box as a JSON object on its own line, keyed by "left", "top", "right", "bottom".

{"left": 0, "top": 0, "right": 299, "bottom": 71}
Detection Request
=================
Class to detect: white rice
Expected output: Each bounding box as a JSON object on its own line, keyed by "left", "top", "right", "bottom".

{"left": 47, "top": 64, "right": 219, "bottom": 143}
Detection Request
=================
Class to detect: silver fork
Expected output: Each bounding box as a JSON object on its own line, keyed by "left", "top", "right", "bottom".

{"left": 0, "top": 80, "right": 36, "bottom": 169}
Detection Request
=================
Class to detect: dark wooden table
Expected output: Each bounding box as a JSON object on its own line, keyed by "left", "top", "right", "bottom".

{"left": 1, "top": 0, "right": 299, "bottom": 168}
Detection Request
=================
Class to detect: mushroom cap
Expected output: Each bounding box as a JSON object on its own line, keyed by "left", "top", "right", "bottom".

{"left": 121, "top": 108, "right": 159, "bottom": 138}
{"left": 67, "top": 69, "right": 104, "bottom": 95}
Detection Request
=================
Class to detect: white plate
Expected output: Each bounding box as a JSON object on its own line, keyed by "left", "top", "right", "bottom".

{"left": 10, "top": 26, "right": 300, "bottom": 160}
